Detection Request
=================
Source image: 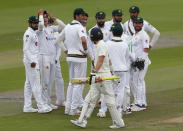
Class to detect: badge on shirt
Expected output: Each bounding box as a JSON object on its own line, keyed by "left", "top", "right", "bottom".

{"left": 135, "top": 37, "right": 138, "bottom": 40}
{"left": 145, "top": 39, "right": 148, "bottom": 43}
{"left": 81, "top": 30, "right": 85, "bottom": 33}
{"left": 105, "top": 33, "right": 108, "bottom": 36}
{"left": 35, "top": 42, "right": 38, "bottom": 46}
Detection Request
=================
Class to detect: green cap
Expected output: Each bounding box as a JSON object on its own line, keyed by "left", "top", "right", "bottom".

{"left": 133, "top": 17, "right": 143, "bottom": 23}
{"left": 28, "top": 16, "right": 39, "bottom": 23}
{"left": 129, "top": 6, "right": 140, "bottom": 13}
{"left": 112, "top": 9, "right": 123, "bottom": 16}
{"left": 74, "top": 8, "right": 85, "bottom": 16}
{"left": 95, "top": 11, "right": 106, "bottom": 19}
{"left": 110, "top": 22, "right": 123, "bottom": 36}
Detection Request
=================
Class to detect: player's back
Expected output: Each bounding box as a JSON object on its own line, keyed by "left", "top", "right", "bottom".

{"left": 64, "top": 24, "right": 84, "bottom": 55}
{"left": 106, "top": 38, "right": 129, "bottom": 71}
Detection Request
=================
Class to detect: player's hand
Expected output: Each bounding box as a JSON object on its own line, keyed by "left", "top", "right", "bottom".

{"left": 149, "top": 45, "right": 152, "bottom": 50}
{"left": 38, "top": 9, "right": 44, "bottom": 15}
{"left": 64, "top": 50, "right": 68, "bottom": 55}
{"left": 47, "top": 13, "right": 56, "bottom": 20}
{"left": 31, "top": 62, "right": 36, "bottom": 68}
{"left": 91, "top": 60, "right": 94, "bottom": 67}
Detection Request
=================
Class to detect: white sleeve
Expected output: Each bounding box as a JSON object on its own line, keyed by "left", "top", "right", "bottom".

{"left": 56, "top": 29, "right": 65, "bottom": 47}
{"left": 23, "top": 34, "right": 37, "bottom": 63}
{"left": 38, "top": 15, "right": 44, "bottom": 31}
{"left": 55, "top": 18, "right": 66, "bottom": 32}
{"left": 144, "top": 21, "right": 160, "bottom": 46}
{"left": 87, "top": 30, "right": 94, "bottom": 60}
{"left": 77, "top": 26, "right": 87, "bottom": 38}
{"left": 60, "top": 41, "right": 67, "bottom": 52}
{"left": 150, "top": 29, "right": 160, "bottom": 46}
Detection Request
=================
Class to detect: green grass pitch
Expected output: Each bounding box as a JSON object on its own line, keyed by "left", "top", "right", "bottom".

{"left": 0, "top": 0, "right": 183, "bottom": 130}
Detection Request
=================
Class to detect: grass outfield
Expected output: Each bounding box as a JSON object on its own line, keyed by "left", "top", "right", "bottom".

{"left": 0, "top": 46, "right": 183, "bottom": 131}
{"left": 0, "top": 0, "right": 183, "bottom": 130}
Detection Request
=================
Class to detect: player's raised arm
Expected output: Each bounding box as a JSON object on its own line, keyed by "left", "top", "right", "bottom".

{"left": 38, "top": 10, "right": 44, "bottom": 31}
{"left": 47, "top": 13, "right": 66, "bottom": 32}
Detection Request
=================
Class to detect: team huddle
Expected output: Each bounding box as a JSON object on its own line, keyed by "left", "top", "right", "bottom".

{"left": 23, "top": 6, "right": 160, "bottom": 129}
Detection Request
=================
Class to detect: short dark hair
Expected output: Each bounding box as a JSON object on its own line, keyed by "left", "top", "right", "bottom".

{"left": 73, "top": 8, "right": 85, "bottom": 19}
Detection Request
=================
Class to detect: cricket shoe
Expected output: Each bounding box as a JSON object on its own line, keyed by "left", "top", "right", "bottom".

{"left": 69, "top": 109, "right": 81, "bottom": 116}
{"left": 49, "top": 104, "right": 58, "bottom": 110}
{"left": 97, "top": 111, "right": 106, "bottom": 118}
{"left": 23, "top": 107, "right": 38, "bottom": 113}
{"left": 109, "top": 124, "right": 125, "bottom": 129}
{"left": 38, "top": 106, "right": 52, "bottom": 113}
{"left": 131, "top": 104, "right": 144, "bottom": 112}
{"left": 109, "top": 120, "right": 125, "bottom": 129}
{"left": 64, "top": 108, "right": 70, "bottom": 115}
{"left": 141, "top": 105, "right": 147, "bottom": 111}
{"left": 122, "top": 108, "right": 132, "bottom": 115}
{"left": 70, "top": 119, "right": 87, "bottom": 128}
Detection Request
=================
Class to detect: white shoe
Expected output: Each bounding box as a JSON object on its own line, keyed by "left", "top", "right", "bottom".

{"left": 109, "top": 120, "right": 125, "bottom": 129}
{"left": 109, "top": 124, "right": 125, "bottom": 129}
{"left": 38, "top": 106, "right": 52, "bottom": 113}
{"left": 97, "top": 111, "right": 106, "bottom": 118}
{"left": 70, "top": 120, "right": 87, "bottom": 128}
{"left": 131, "top": 104, "right": 143, "bottom": 112}
{"left": 65, "top": 108, "right": 70, "bottom": 115}
{"left": 69, "top": 109, "right": 81, "bottom": 116}
{"left": 23, "top": 107, "right": 38, "bottom": 113}
{"left": 49, "top": 104, "right": 58, "bottom": 110}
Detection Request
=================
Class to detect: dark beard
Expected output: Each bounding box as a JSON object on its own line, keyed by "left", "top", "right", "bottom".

{"left": 130, "top": 16, "right": 136, "bottom": 20}
{"left": 31, "top": 26, "right": 38, "bottom": 31}
{"left": 97, "top": 22, "right": 105, "bottom": 27}
{"left": 115, "top": 18, "right": 122, "bottom": 23}
{"left": 135, "top": 26, "right": 142, "bottom": 32}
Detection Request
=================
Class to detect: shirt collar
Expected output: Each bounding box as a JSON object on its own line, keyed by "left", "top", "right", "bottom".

{"left": 28, "top": 27, "right": 35, "bottom": 33}
{"left": 111, "top": 36, "right": 122, "bottom": 40}
{"left": 72, "top": 20, "right": 81, "bottom": 25}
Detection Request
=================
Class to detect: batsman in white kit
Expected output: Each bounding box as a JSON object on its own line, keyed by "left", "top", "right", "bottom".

{"left": 23, "top": 16, "right": 52, "bottom": 113}
{"left": 70, "top": 27, "right": 125, "bottom": 129}
{"left": 57, "top": 8, "right": 88, "bottom": 115}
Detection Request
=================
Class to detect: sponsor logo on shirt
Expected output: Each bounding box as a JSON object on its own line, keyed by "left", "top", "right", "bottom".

{"left": 46, "top": 37, "right": 55, "bottom": 41}
{"left": 81, "top": 30, "right": 84, "bottom": 33}
{"left": 145, "top": 40, "right": 148, "bottom": 43}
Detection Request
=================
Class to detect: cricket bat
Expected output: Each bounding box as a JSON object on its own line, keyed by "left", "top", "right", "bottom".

{"left": 71, "top": 76, "right": 120, "bottom": 85}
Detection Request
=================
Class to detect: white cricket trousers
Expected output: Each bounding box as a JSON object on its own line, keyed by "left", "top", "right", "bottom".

{"left": 99, "top": 71, "right": 126, "bottom": 113}
{"left": 55, "top": 60, "right": 65, "bottom": 104}
{"left": 39, "top": 55, "right": 55, "bottom": 105}
{"left": 66, "top": 61, "right": 87, "bottom": 110}
{"left": 132, "top": 63, "right": 149, "bottom": 106}
{"left": 24, "top": 62, "right": 44, "bottom": 109}
{"left": 123, "top": 69, "right": 133, "bottom": 110}
{"left": 78, "top": 72, "right": 124, "bottom": 126}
